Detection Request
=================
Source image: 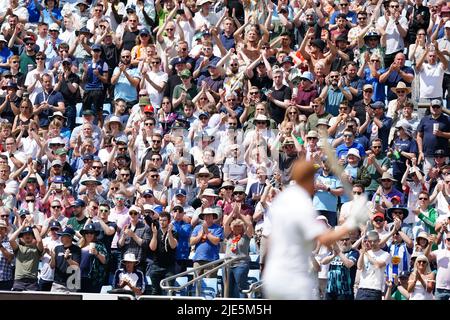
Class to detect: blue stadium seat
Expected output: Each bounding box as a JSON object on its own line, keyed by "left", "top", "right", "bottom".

{"left": 145, "top": 276, "right": 152, "bottom": 287}
{"left": 103, "top": 103, "right": 112, "bottom": 116}
{"left": 191, "top": 278, "right": 218, "bottom": 299}
{"left": 75, "top": 102, "right": 83, "bottom": 124}
{"left": 247, "top": 269, "right": 260, "bottom": 285}
{"left": 174, "top": 276, "right": 189, "bottom": 296}
{"left": 100, "top": 285, "right": 112, "bottom": 294}
{"left": 249, "top": 238, "right": 258, "bottom": 254}
{"left": 249, "top": 254, "right": 260, "bottom": 269}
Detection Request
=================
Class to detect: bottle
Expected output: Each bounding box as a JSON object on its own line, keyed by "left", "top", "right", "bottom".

{"left": 393, "top": 149, "right": 401, "bottom": 160}
{"left": 375, "top": 194, "right": 381, "bottom": 204}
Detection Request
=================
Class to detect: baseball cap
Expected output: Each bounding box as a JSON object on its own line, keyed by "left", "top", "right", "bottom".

{"left": 19, "top": 209, "right": 30, "bottom": 217}
{"left": 143, "top": 189, "right": 154, "bottom": 197}
{"left": 310, "top": 39, "right": 326, "bottom": 51}
{"left": 175, "top": 188, "right": 187, "bottom": 197}
{"left": 82, "top": 153, "right": 94, "bottom": 161}
{"left": 372, "top": 212, "right": 385, "bottom": 220}
{"left": 180, "top": 69, "right": 192, "bottom": 78}
{"left": 144, "top": 105, "right": 154, "bottom": 113}
{"left": 431, "top": 99, "right": 443, "bottom": 107}
{"left": 173, "top": 205, "right": 184, "bottom": 212}
{"left": 347, "top": 148, "right": 361, "bottom": 159}
{"left": 82, "top": 110, "right": 95, "bottom": 116}
{"left": 115, "top": 136, "right": 128, "bottom": 144}
{"left": 54, "top": 148, "right": 67, "bottom": 156}
{"left": 71, "top": 199, "right": 86, "bottom": 207}
{"left": 282, "top": 56, "right": 293, "bottom": 65}
{"left": 49, "top": 221, "right": 61, "bottom": 230}
{"left": 171, "top": 57, "right": 186, "bottom": 66}
{"left": 51, "top": 159, "right": 63, "bottom": 167}
{"left": 91, "top": 43, "right": 102, "bottom": 51}
{"left": 139, "top": 28, "right": 150, "bottom": 36}
{"left": 371, "top": 101, "right": 385, "bottom": 109}
{"left": 139, "top": 96, "right": 151, "bottom": 106}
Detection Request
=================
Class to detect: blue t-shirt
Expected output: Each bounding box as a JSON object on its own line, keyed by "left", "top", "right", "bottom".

{"left": 330, "top": 10, "right": 357, "bottom": 25}
{"left": 364, "top": 115, "right": 393, "bottom": 152}
{"left": 326, "top": 86, "right": 351, "bottom": 116}
{"left": 341, "top": 164, "right": 359, "bottom": 203}
{"left": 85, "top": 60, "right": 108, "bottom": 91}
{"left": 379, "top": 66, "right": 414, "bottom": 101}
{"left": 0, "top": 46, "right": 13, "bottom": 73}
{"left": 41, "top": 8, "right": 62, "bottom": 26}
{"left": 391, "top": 137, "right": 418, "bottom": 179}
{"left": 192, "top": 223, "right": 223, "bottom": 262}
{"left": 33, "top": 90, "right": 65, "bottom": 127}
{"left": 172, "top": 220, "right": 192, "bottom": 261}
{"left": 313, "top": 172, "right": 342, "bottom": 212}
{"left": 363, "top": 67, "right": 385, "bottom": 102}
{"left": 112, "top": 66, "right": 141, "bottom": 102}
{"left": 416, "top": 114, "right": 450, "bottom": 157}
{"left": 336, "top": 142, "right": 366, "bottom": 159}
{"left": 220, "top": 32, "right": 235, "bottom": 50}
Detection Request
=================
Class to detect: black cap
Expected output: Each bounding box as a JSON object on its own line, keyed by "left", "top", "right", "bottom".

{"left": 310, "top": 39, "right": 326, "bottom": 52}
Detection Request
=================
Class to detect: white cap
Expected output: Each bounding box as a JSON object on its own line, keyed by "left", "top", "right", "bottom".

{"left": 445, "top": 20, "right": 450, "bottom": 29}
{"left": 347, "top": 148, "right": 361, "bottom": 159}
{"left": 49, "top": 23, "right": 60, "bottom": 32}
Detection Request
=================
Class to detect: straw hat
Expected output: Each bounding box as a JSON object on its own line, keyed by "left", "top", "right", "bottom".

{"left": 390, "top": 82, "right": 412, "bottom": 95}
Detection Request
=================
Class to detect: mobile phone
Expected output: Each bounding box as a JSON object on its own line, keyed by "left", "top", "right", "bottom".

{"left": 177, "top": 9, "right": 184, "bottom": 15}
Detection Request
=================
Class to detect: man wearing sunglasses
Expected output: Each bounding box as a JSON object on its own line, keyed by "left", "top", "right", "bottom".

{"left": 377, "top": 0, "right": 408, "bottom": 67}
{"left": 111, "top": 49, "right": 141, "bottom": 109}
{"left": 118, "top": 205, "right": 151, "bottom": 273}
{"left": 41, "top": 200, "right": 68, "bottom": 237}
{"left": 329, "top": 0, "right": 358, "bottom": 30}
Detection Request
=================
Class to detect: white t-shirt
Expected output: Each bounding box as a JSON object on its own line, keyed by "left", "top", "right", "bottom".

{"left": 24, "top": 68, "right": 52, "bottom": 104}
{"left": 263, "top": 184, "right": 326, "bottom": 299}
{"left": 376, "top": 16, "right": 408, "bottom": 55}
{"left": 193, "top": 11, "right": 220, "bottom": 31}
{"left": 418, "top": 62, "right": 445, "bottom": 99}
{"left": 104, "top": 2, "right": 125, "bottom": 31}
{"left": 435, "top": 248, "right": 450, "bottom": 290}
{"left": 39, "top": 237, "right": 62, "bottom": 281}
{"left": 358, "top": 249, "right": 391, "bottom": 291}
{"left": 143, "top": 70, "right": 168, "bottom": 109}
{"left": 2, "top": 150, "right": 26, "bottom": 172}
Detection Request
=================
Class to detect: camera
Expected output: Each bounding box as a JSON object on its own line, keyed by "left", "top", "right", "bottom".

{"left": 177, "top": 9, "right": 184, "bottom": 15}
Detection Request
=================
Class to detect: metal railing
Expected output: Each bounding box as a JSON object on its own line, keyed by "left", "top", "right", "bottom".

{"left": 160, "top": 255, "right": 247, "bottom": 298}
{"left": 241, "top": 280, "right": 264, "bottom": 299}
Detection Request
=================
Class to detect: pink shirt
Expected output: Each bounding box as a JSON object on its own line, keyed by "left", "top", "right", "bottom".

{"left": 109, "top": 206, "right": 129, "bottom": 249}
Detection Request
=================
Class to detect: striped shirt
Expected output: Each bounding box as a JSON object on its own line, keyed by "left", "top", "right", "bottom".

{"left": 385, "top": 241, "right": 412, "bottom": 281}
{"left": 0, "top": 238, "right": 14, "bottom": 281}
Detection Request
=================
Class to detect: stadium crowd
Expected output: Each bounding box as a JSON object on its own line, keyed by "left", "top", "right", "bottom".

{"left": 0, "top": 0, "right": 449, "bottom": 300}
